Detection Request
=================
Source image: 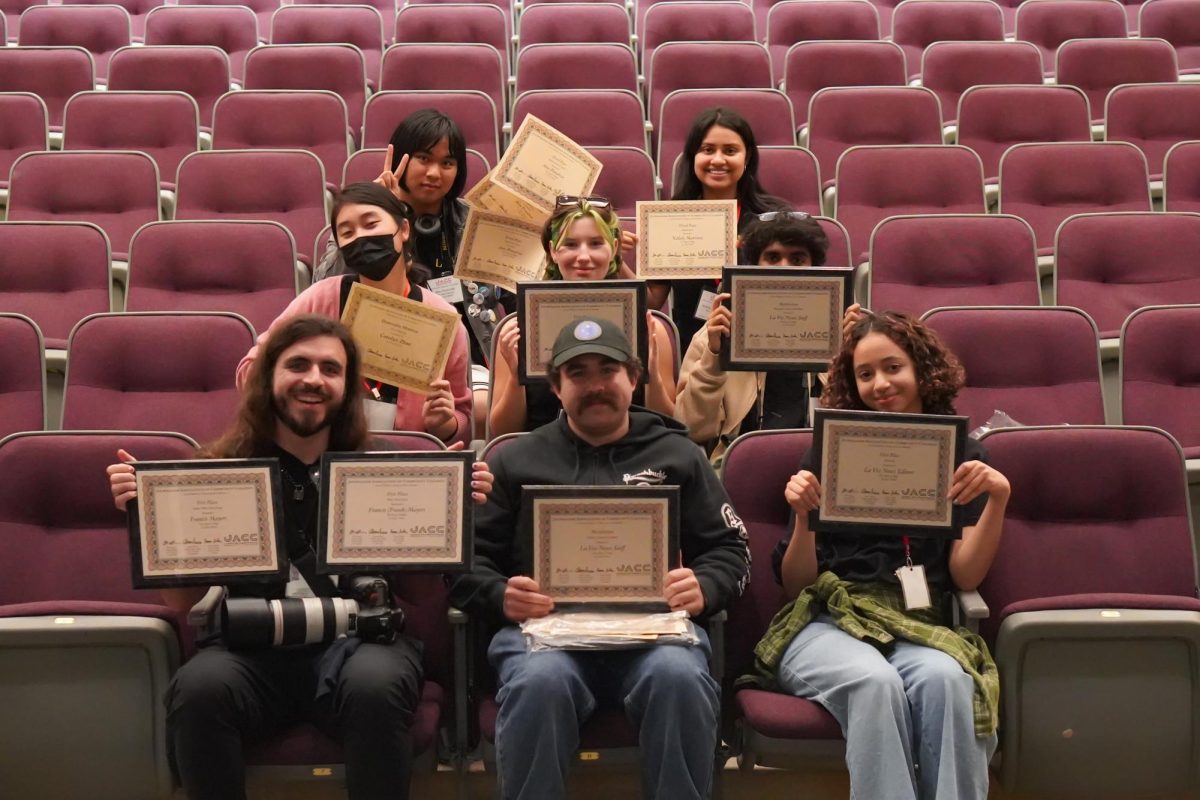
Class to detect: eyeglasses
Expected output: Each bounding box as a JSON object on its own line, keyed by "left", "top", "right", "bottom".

{"left": 555, "top": 195, "right": 612, "bottom": 210}
{"left": 754, "top": 211, "right": 812, "bottom": 222}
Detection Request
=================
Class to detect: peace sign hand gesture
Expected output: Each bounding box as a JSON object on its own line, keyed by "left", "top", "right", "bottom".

{"left": 376, "top": 144, "right": 411, "bottom": 203}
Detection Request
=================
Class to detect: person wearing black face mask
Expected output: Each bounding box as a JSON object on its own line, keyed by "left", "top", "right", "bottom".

{"left": 236, "top": 182, "right": 475, "bottom": 445}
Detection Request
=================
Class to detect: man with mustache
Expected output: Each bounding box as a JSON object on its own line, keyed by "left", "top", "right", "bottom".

{"left": 451, "top": 318, "right": 751, "bottom": 800}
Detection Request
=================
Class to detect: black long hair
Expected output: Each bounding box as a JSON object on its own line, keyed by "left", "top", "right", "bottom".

{"left": 388, "top": 108, "right": 469, "bottom": 202}
{"left": 330, "top": 182, "right": 431, "bottom": 284}
{"left": 671, "top": 106, "right": 788, "bottom": 216}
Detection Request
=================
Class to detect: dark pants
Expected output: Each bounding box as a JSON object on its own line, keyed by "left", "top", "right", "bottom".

{"left": 165, "top": 637, "right": 423, "bottom": 799}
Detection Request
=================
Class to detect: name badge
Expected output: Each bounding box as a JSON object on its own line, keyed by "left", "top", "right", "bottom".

{"left": 694, "top": 289, "right": 719, "bottom": 321}
{"left": 428, "top": 275, "right": 465, "bottom": 305}
{"left": 895, "top": 564, "right": 932, "bottom": 610}
{"left": 362, "top": 397, "right": 396, "bottom": 431}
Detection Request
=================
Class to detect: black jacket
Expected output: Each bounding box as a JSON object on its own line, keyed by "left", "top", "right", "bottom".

{"left": 450, "top": 409, "right": 752, "bottom": 627}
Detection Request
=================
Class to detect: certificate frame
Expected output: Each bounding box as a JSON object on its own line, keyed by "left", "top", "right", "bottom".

{"left": 524, "top": 485, "right": 680, "bottom": 611}
{"left": 491, "top": 114, "right": 602, "bottom": 213}
{"left": 453, "top": 208, "right": 549, "bottom": 293}
{"left": 809, "top": 409, "right": 968, "bottom": 539}
{"left": 719, "top": 266, "right": 854, "bottom": 372}
{"left": 317, "top": 451, "right": 474, "bottom": 574}
{"left": 340, "top": 282, "right": 461, "bottom": 393}
{"left": 127, "top": 458, "right": 288, "bottom": 589}
{"left": 634, "top": 199, "right": 738, "bottom": 280}
{"left": 515, "top": 280, "right": 648, "bottom": 384}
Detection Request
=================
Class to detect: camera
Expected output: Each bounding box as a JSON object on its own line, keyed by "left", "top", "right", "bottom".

{"left": 220, "top": 576, "right": 405, "bottom": 649}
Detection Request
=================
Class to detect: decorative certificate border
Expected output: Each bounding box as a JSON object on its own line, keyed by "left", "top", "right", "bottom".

{"left": 453, "top": 208, "right": 548, "bottom": 293}
{"left": 516, "top": 280, "right": 648, "bottom": 384}
{"left": 720, "top": 266, "right": 854, "bottom": 371}
{"left": 524, "top": 485, "right": 680, "bottom": 609}
{"left": 811, "top": 409, "right": 967, "bottom": 539}
{"left": 317, "top": 451, "right": 474, "bottom": 573}
{"left": 128, "top": 458, "right": 287, "bottom": 589}
{"left": 492, "top": 114, "right": 602, "bottom": 212}
{"left": 635, "top": 199, "right": 738, "bottom": 279}
{"left": 341, "top": 282, "right": 460, "bottom": 393}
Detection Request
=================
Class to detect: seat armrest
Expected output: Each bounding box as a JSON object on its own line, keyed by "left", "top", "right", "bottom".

{"left": 448, "top": 607, "right": 468, "bottom": 626}
{"left": 704, "top": 609, "right": 727, "bottom": 682}
{"left": 449, "top": 606, "right": 470, "bottom": 766}
{"left": 188, "top": 585, "right": 226, "bottom": 628}
{"left": 952, "top": 590, "right": 990, "bottom": 631}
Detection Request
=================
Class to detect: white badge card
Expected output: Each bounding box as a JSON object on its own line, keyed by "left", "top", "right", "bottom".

{"left": 362, "top": 397, "right": 396, "bottom": 431}
{"left": 895, "top": 564, "right": 932, "bottom": 610}
{"left": 694, "top": 289, "right": 719, "bottom": 321}
{"left": 427, "top": 276, "right": 465, "bottom": 305}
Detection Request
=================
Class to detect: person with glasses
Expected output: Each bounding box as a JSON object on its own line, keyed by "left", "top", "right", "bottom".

{"left": 488, "top": 196, "right": 678, "bottom": 437}
{"left": 675, "top": 211, "right": 837, "bottom": 463}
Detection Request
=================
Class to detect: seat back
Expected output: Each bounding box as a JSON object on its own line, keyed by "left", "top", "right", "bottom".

{"left": 754, "top": 146, "right": 822, "bottom": 213}
{"left": 0, "top": 46, "right": 94, "bottom": 130}
{"left": 62, "top": 90, "right": 199, "bottom": 190}
{"left": 62, "top": 0, "right": 164, "bottom": 42}
{"left": 107, "top": 45, "right": 230, "bottom": 130}
{"left": 62, "top": 312, "right": 255, "bottom": 442}
{"left": 0, "top": 221, "right": 111, "bottom": 350}
{"left": 766, "top": 0, "right": 880, "bottom": 77}
{"left": 2, "top": 0, "right": 43, "bottom": 43}
{"left": 18, "top": 4, "right": 130, "bottom": 79}
{"left": 0, "top": 92, "right": 47, "bottom": 188}
{"left": 125, "top": 220, "right": 297, "bottom": 335}
{"left": 270, "top": 4, "right": 383, "bottom": 89}
{"left": 179, "top": 0, "right": 280, "bottom": 40}
{"left": 1105, "top": 82, "right": 1200, "bottom": 179}
{"left": 394, "top": 3, "right": 509, "bottom": 77}
{"left": 243, "top": 43, "right": 367, "bottom": 143}
{"left": 1014, "top": 0, "right": 1128, "bottom": 73}
{"left": 291, "top": 0, "right": 394, "bottom": 41}
{"left": 144, "top": 5, "right": 256, "bottom": 83}
{"left": 1056, "top": 37, "right": 1178, "bottom": 123}
{"left": 1054, "top": 211, "right": 1200, "bottom": 337}
{"left": 1164, "top": 140, "right": 1200, "bottom": 212}
{"left": 814, "top": 216, "right": 852, "bottom": 267}
{"left": 783, "top": 40, "right": 907, "bottom": 131}
{"left": 647, "top": 41, "right": 772, "bottom": 130}
{"left": 920, "top": 40, "right": 1043, "bottom": 127}
{"left": 513, "top": 42, "right": 639, "bottom": 96}
{"left": 589, "top": 146, "right": 657, "bottom": 215}
{"left": 518, "top": 2, "right": 631, "bottom": 47}
{"left": 364, "top": 89, "right": 500, "bottom": 164}
{"left": 1120, "top": 304, "right": 1200, "bottom": 452}
{"left": 956, "top": 84, "right": 1091, "bottom": 182}
{"left": 921, "top": 305, "right": 1106, "bottom": 431}
{"left": 174, "top": 149, "right": 327, "bottom": 267}
{"left": 891, "top": 0, "right": 1005, "bottom": 80}
{"left": 212, "top": 89, "right": 349, "bottom": 189}
{"left": 7, "top": 150, "right": 159, "bottom": 261}
{"left": 641, "top": 1, "right": 756, "bottom": 65}
{"left": 511, "top": 89, "right": 646, "bottom": 150}
{"left": 998, "top": 141, "right": 1151, "bottom": 256}
{"left": 0, "top": 314, "right": 45, "bottom": 437}
{"left": 382, "top": 43, "right": 505, "bottom": 132}
{"left": 1140, "top": 0, "right": 1200, "bottom": 74}
{"left": 868, "top": 213, "right": 1039, "bottom": 314}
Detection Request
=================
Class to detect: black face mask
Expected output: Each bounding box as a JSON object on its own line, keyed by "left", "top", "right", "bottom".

{"left": 341, "top": 234, "right": 401, "bottom": 281}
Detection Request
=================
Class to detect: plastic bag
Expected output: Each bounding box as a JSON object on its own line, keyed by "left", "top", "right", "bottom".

{"left": 522, "top": 610, "right": 700, "bottom": 652}
{"left": 969, "top": 409, "right": 1024, "bottom": 440}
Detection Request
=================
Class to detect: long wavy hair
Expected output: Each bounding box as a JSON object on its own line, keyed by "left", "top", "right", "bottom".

{"left": 540, "top": 198, "right": 622, "bottom": 279}
{"left": 202, "top": 315, "right": 370, "bottom": 458}
{"left": 822, "top": 310, "right": 965, "bottom": 416}
{"left": 330, "top": 182, "right": 431, "bottom": 284}
{"left": 670, "top": 107, "right": 789, "bottom": 216}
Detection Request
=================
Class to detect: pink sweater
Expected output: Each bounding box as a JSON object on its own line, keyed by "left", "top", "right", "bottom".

{"left": 235, "top": 277, "right": 473, "bottom": 445}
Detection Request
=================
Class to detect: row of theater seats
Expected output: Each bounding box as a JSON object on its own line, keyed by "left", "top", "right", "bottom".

{"left": 2, "top": 422, "right": 1199, "bottom": 797}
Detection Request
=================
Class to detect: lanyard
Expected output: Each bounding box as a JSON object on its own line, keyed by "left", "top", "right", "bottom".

{"left": 903, "top": 535, "right": 913, "bottom": 568}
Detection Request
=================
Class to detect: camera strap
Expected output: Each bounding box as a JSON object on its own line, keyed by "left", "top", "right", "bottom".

{"left": 291, "top": 548, "right": 340, "bottom": 599}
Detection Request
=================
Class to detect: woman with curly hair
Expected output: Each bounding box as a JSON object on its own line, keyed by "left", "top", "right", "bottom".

{"left": 760, "top": 310, "right": 1010, "bottom": 800}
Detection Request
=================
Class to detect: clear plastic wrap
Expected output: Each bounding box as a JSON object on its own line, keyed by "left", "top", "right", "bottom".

{"left": 521, "top": 610, "right": 700, "bottom": 652}
{"left": 969, "top": 409, "right": 1024, "bottom": 440}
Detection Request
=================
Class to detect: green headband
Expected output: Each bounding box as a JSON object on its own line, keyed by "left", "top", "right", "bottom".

{"left": 544, "top": 202, "right": 621, "bottom": 280}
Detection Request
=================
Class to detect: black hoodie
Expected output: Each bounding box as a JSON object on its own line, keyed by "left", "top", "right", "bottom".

{"left": 450, "top": 409, "right": 752, "bottom": 627}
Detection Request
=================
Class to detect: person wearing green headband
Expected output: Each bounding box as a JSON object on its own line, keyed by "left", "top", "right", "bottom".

{"left": 488, "top": 197, "right": 677, "bottom": 437}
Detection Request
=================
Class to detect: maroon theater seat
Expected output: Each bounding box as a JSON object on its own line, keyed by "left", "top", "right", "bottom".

{"left": 1014, "top": 0, "right": 1128, "bottom": 74}
{"left": 18, "top": 3, "right": 130, "bottom": 81}
{"left": 920, "top": 40, "right": 1043, "bottom": 127}
{"left": 270, "top": 4, "right": 384, "bottom": 91}
{"left": 589, "top": 146, "right": 658, "bottom": 215}
{"left": 1139, "top": 0, "right": 1200, "bottom": 74}
{"left": 143, "top": 4, "right": 258, "bottom": 85}
{"left": 364, "top": 89, "right": 500, "bottom": 164}
{"left": 0, "top": 46, "right": 93, "bottom": 133}
{"left": 1055, "top": 36, "right": 1178, "bottom": 125}
{"left": 891, "top": 0, "right": 1005, "bottom": 81}
{"left": 641, "top": 1, "right": 756, "bottom": 65}
{"left": 0, "top": 313, "right": 45, "bottom": 437}
{"left": 766, "top": 0, "right": 880, "bottom": 77}
{"left": 512, "top": 89, "right": 645, "bottom": 151}
{"left": 1105, "top": 82, "right": 1200, "bottom": 180}
{"left": 647, "top": 41, "right": 772, "bottom": 134}
{"left": 107, "top": 45, "right": 230, "bottom": 132}
{"left": 518, "top": 2, "right": 631, "bottom": 48}
{"left": 0, "top": 92, "right": 47, "bottom": 192}
{"left": 1120, "top": 304, "right": 1200, "bottom": 457}
{"left": 382, "top": 43, "right": 505, "bottom": 131}
{"left": 1164, "top": 140, "right": 1200, "bottom": 212}
{"left": 783, "top": 40, "right": 907, "bottom": 133}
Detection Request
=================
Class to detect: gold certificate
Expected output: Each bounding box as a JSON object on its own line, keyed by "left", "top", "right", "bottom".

{"left": 128, "top": 459, "right": 287, "bottom": 588}
{"left": 525, "top": 486, "right": 680, "bottom": 609}
{"left": 516, "top": 280, "right": 648, "bottom": 383}
{"left": 721, "top": 266, "right": 853, "bottom": 371}
{"left": 812, "top": 409, "right": 968, "bottom": 538}
{"left": 453, "top": 208, "right": 548, "bottom": 293}
{"left": 317, "top": 452, "right": 473, "bottom": 572}
{"left": 340, "top": 282, "right": 461, "bottom": 393}
{"left": 492, "top": 114, "right": 602, "bottom": 213}
{"left": 464, "top": 167, "right": 546, "bottom": 224}
{"left": 635, "top": 199, "right": 738, "bottom": 279}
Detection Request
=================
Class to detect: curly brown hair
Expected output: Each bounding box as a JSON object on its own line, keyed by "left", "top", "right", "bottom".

{"left": 822, "top": 310, "right": 965, "bottom": 415}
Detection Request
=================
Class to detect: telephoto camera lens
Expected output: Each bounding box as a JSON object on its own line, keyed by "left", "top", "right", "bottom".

{"left": 221, "top": 597, "right": 358, "bottom": 649}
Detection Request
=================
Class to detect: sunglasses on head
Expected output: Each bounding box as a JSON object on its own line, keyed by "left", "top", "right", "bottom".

{"left": 555, "top": 195, "right": 612, "bottom": 210}
{"left": 754, "top": 211, "right": 812, "bottom": 222}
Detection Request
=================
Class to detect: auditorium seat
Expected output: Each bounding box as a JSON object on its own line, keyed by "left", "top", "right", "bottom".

{"left": 62, "top": 0, "right": 158, "bottom": 42}
{"left": 766, "top": 0, "right": 880, "bottom": 78}
{"left": 1120, "top": 304, "right": 1200, "bottom": 456}
{"left": 890, "top": 0, "right": 1005, "bottom": 81}
{"left": 107, "top": 45, "right": 230, "bottom": 135}
{"left": 179, "top": 0, "right": 279, "bottom": 41}
{"left": 783, "top": 40, "right": 907, "bottom": 139}
{"left": 920, "top": 41, "right": 1043, "bottom": 130}
{"left": 511, "top": 89, "right": 647, "bottom": 151}
{"left": 1163, "top": 139, "right": 1200, "bottom": 211}
{"left": 589, "top": 146, "right": 658, "bottom": 216}
{"left": 0, "top": 314, "right": 45, "bottom": 437}
{"left": 1, "top": 0, "right": 43, "bottom": 43}
{"left": 517, "top": 2, "right": 631, "bottom": 48}
{"left": 1055, "top": 37, "right": 1178, "bottom": 127}
{"left": 921, "top": 306, "right": 1106, "bottom": 430}
{"left": 815, "top": 216, "right": 852, "bottom": 267}
{"left": 143, "top": 4, "right": 258, "bottom": 85}
{"left": 382, "top": 43, "right": 505, "bottom": 132}
{"left": 395, "top": 3, "right": 509, "bottom": 78}
{"left": 647, "top": 41, "right": 773, "bottom": 134}
{"left": 18, "top": 3, "right": 130, "bottom": 82}
{"left": 0, "top": 46, "right": 94, "bottom": 139}
{"left": 270, "top": 5, "right": 384, "bottom": 91}
{"left": 1014, "top": 0, "right": 1128, "bottom": 75}
{"left": 243, "top": 44, "right": 368, "bottom": 148}
{"left": 513, "top": 42, "right": 640, "bottom": 98}
{"left": 1105, "top": 82, "right": 1200, "bottom": 182}
{"left": 641, "top": 1, "right": 757, "bottom": 66}
{"left": 753, "top": 146, "right": 823, "bottom": 213}
{"left": 364, "top": 90, "right": 501, "bottom": 165}
{"left": 291, "top": 0, "right": 392, "bottom": 42}
{"left": 0, "top": 92, "right": 47, "bottom": 204}
{"left": 1139, "top": 0, "right": 1200, "bottom": 76}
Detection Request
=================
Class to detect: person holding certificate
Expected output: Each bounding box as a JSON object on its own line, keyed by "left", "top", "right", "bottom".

{"left": 236, "top": 182, "right": 473, "bottom": 445}
{"left": 750, "top": 310, "right": 1010, "bottom": 800}
{"left": 451, "top": 318, "right": 751, "bottom": 800}
{"left": 650, "top": 107, "right": 792, "bottom": 347}
{"left": 675, "top": 212, "right": 831, "bottom": 463}
{"left": 108, "top": 314, "right": 495, "bottom": 800}
{"left": 488, "top": 196, "right": 678, "bottom": 436}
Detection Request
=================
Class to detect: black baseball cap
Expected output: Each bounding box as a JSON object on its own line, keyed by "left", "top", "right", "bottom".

{"left": 549, "top": 318, "right": 632, "bottom": 369}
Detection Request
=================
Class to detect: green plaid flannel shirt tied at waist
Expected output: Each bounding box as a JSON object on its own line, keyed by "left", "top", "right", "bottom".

{"left": 738, "top": 570, "right": 999, "bottom": 738}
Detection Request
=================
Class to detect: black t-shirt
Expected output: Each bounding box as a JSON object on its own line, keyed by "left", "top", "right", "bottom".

{"left": 771, "top": 437, "right": 990, "bottom": 591}
{"left": 737, "top": 370, "right": 811, "bottom": 437}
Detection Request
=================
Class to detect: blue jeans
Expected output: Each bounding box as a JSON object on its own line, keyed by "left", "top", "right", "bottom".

{"left": 488, "top": 625, "right": 720, "bottom": 800}
{"left": 776, "top": 615, "right": 996, "bottom": 800}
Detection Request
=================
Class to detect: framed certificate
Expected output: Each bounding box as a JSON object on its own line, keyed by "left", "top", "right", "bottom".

{"left": 341, "top": 282, "right": 461, "bottom": 393}
{"left": 492, "top": 114, "right": 602, "bottom": 213}
{"left": 515, "top": 280, "right": 648, "bottom": 384}
{"left": 810, "top": 409, "right": 968, "bottom": 538}
{"left": 720, "top": 266, "right": 853, "bottom": 372}
{"left": 635, "top": 199, "right": 738, "bottom": 279}
{"left": 453, "top": 208, "right": 549, "bottom": 292}
{"left": 524, "top": 486, "right": 680, "bottom": 610}
{"left": 464, "top": 168, "right": 545, "bottom": 224}
{"left": 317, "top": 451, "right": 473, "bottom": 573}
{"left": 128, "top": 459, "right": 288, "bottom": 588}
